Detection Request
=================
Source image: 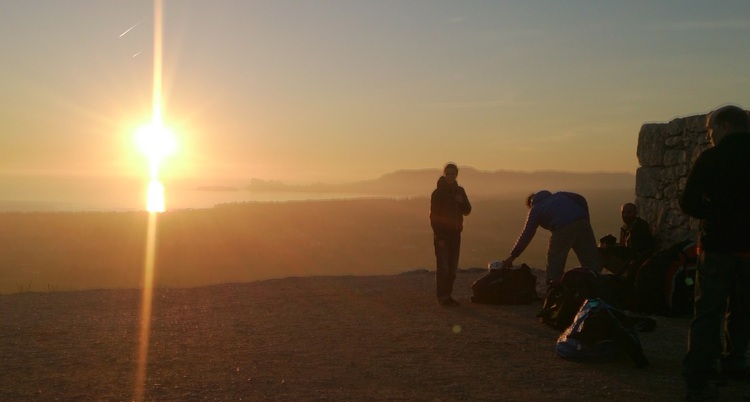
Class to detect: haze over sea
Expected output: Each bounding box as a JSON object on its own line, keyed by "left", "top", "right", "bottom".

{"left": 0, "top": 174, "right": 372, "bottom": 212}
{"left": 1, "top": 168, "right": 635, "bottom": 212}
{"left": 0, "top": 168, "right": 636, "bottom": 294}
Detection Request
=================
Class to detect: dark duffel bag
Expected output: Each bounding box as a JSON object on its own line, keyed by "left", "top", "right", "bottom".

{"left": 471, "top": 263, "right": 538, "bottom": 305}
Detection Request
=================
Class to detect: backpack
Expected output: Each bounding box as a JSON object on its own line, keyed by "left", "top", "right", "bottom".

{"left": 470, "top": 263, "right": 538, "bottom": 305}
{"left": 537, "top": 267, "right": 629, "bottom": 331}
{"left": 537, "top": 268, "right": 598, "bottom": 330}
{"left": 630, "top": 241, "right": 698, "bottom": 316}
{"left": 555, "top": 298, "right": 654, "bottom": 368}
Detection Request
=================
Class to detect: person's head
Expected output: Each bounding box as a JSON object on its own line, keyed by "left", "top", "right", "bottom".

{"left": 706, "top": 105, "right": 749, "bottom": 146}
{"left": 525, "top": 193, "right": 535, "bottom": 209}
{"left": 443, "top": 163, "right": 458, "bottom": 184}
{"left": 525, "top": 190, "right": 551, "bottom": 209}
{"left": 621, "top": 202, "right": 638, "bottom": 225}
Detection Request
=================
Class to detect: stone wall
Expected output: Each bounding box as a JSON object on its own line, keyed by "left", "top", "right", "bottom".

{"left": 635, "top": 114, "right": 710, "bottom": 247}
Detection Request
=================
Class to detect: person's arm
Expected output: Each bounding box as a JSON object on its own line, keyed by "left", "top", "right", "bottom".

{"left": 429, "top": 191, "right": 445, "bottom": 242}
{"left": 680, "top": 154, "right": 711, "bottom": 219}
{"left": 619, "top": 226, "right": 627, "bottom": 246}
{"left": 502, "top": 209, "right": 540, "bottom": 267}
{"left": 459, "top": 188, "right": 472, "bottom": 216}
{"left": 501, "top": 255, "right": 517, "bottom": 269}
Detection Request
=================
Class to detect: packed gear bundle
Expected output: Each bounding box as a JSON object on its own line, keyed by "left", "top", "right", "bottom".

{"left": 470, "top": 262, "right": 538, "bottom": 305}
{"left": 555, "top": 298, "right": 655, "bottom": 368}
{"left": 537, "top": 267, "right": 629, "bottom": 330}
{"left": 565, "top": 240, "right": 698, "bottom": 318}
{"left": 628, "top": 241, "right": 698, "bottom": 316}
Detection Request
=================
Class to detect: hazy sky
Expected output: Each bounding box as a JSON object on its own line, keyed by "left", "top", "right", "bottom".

{"left": 2, "top": 1, "right": 749, "bottom": 184}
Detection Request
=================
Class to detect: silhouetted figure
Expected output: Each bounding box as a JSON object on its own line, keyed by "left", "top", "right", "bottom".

{"left": 430, "top": 163, "right": 472, "bottom": 307}
{"left": 681, "top": 105, "right": 750, "bottom": 401}
{"left": 502, "top": 191, "right": 601, "bottom": 283}
{"left": 619, "top": 203, "right": 655, "bottom": 256}
{"left": 599, "top": 203, "right": 655, "bottom": 275}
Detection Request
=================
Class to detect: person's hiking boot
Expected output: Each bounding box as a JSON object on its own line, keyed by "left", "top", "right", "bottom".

{"left": 684, "top": 383, "right": 719, "bottom": 401}
{"left": 440, "top": 298, "right": 460, "bottom": 307}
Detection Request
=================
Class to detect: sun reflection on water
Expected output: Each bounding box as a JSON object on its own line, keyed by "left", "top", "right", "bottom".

{"left": 146, "top": 180, "right": 166, "bottom": 213}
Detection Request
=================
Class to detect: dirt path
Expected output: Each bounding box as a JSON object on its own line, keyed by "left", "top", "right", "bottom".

{"left": 1, "top": 272, "right": 748, "bottom": 401}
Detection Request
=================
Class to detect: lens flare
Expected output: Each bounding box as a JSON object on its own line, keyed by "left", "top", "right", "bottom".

{"left": 134, "top": 212, "right": 158, "bottom": 402}
{"left": 134, "top": 1, "right": 166, "bottom": 402}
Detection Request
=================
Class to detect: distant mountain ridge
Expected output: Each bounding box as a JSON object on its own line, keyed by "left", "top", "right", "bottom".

{"left": 245, "top": 168, "right": 635, "bottom": 197}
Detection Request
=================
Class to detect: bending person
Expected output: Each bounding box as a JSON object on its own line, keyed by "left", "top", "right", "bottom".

{"left": 502, "top": 190, "right": 601, "bottom": 284}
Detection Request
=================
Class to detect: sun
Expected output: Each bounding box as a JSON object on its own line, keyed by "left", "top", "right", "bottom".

{"left": 135, "top": 121, "right": 177, "bottom": 212}
{"left": 136, "top": 122, "right": 177, "bottom": 172}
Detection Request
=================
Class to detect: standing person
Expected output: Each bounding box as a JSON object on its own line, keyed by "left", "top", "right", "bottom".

{"left": 501, "top": 190, "right": 601, "bottom": 284}
{"left": 619, "top": 202, "right": 655, "bottom": 257}
{"left": 681, "top": 105, "right": 750, "bottom": 401}
{"left": 430, "top": 163, "right": 472, "bottom": 307}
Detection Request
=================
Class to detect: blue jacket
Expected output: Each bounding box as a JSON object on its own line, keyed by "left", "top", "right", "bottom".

{"left": 510, "top": 191, "right": 590, "bottom": 258}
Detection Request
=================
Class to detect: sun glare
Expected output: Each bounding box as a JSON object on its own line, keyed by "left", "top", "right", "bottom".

{"left": 135, "top": 122, "right": 177, "bottom": 176}
{"left": 135, "top": 122, "right": 176, "bottom": 213}
{"left": 136, "top": 123, "right": 177, "bottom": 162}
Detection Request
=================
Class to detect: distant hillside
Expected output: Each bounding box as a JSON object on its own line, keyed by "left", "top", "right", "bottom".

{"left": 245, "top": 168, "right": 635, "bottom": 197}
{"left": 0, "top": 191, "right": 631, "bottom": 294}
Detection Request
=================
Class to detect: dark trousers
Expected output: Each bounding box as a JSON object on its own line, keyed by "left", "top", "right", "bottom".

{"left": 683, "top": 251, "right": 750, "bottom": 391}
{"left": 434, "top": 234, "right": 461, "bottom": 303}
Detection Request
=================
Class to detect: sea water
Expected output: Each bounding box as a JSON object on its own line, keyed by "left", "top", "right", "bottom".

{"left": 0, "top": 174, "right": 374, "bottom": 212}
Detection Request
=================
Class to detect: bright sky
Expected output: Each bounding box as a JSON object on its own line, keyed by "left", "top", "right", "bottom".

{"left": 1, "top": 1, "right": 749, "bottom": 184}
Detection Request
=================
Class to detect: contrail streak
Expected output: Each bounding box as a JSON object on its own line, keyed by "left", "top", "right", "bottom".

{"left": 119, "top": 19, "right": 144, "bottom": 38}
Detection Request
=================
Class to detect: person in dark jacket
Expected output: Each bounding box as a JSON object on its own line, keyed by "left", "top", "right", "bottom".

{"left": 619, "top": 202, "right": 655, "bottom": 257}
{"left": 501, "top": 191, "right": 601, "bottom": 283}
{"left": 598, "top": 202, "right": 655, "bottom": 275}
{"left": 430, "top": 163, "right": 472, "bottom": 307}
{"left": 681, "top": 105, "right": 750, "bottom": 401}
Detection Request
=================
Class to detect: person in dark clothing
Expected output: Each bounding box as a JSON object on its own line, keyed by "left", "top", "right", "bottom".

{"left": 619, "top": 202, "right": 655, "bottom": 256}
{"left": 501, "top": 191, "right": 601, "bottom": 283}
{"left": 430, "top": 163, "right": 472, "bottom": 307}
{"left": 598, "top": 202, "right": 655, "bottom": 275}
{"left": 680, "top": 105, "right": 750, "bottom": 401}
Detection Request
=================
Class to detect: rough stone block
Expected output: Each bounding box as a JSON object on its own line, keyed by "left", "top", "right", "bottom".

{"left": 684, "top": 114, "right": 707, "bottom": 134}
{"left": 666, "top": 117, "right": 687, "bottom": 135}
{"left": 665, "top": 136, "right": 685, "bottom": 148}
{"left": 636, "top": 111, "right": 748, "bottom": 248}
{"left": 664, "top": 150, "right": 688, "bottom": 166}
{"left": 637, "top": 124, "right": 666, "bottom": 167}
{"left": 635, "top": 167, "right": 661, "bottom": 198}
